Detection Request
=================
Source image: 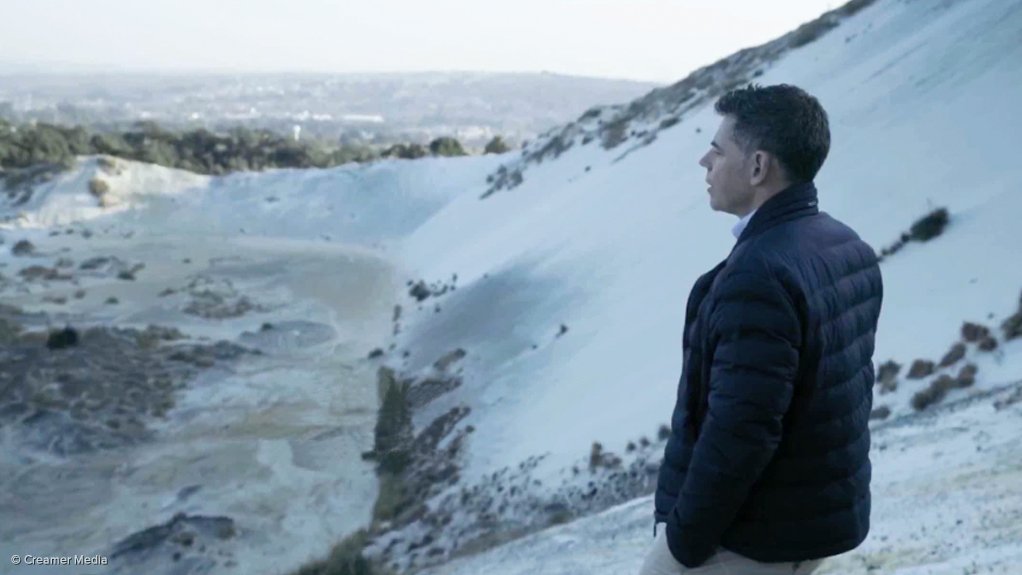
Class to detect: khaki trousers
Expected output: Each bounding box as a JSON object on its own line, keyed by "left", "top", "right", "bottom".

{"left": 639, "top": 530, "right": 822, "bottom": 575}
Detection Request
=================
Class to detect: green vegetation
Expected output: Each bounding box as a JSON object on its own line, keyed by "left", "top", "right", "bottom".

{"left": 483, "top": 135, "right": 510, "bottom": 155}
{"left": 909, "top": 207, "right": 950, "bottom": 242}
{"left": 292, "top": 530, "right": 395, "bottom": 575}
{"left": 373, "top": 375, "right": 412, "bottom": 474}
{"left": 0, "top": 118, "right": 480, "bottom": 178}
{"left": 428, "top": 136, "right": 467, "bottom": 157}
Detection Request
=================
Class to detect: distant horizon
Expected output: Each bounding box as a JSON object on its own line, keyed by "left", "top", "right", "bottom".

{"left": 0, "top": 0, "right": 842, "bottom": 84}
{"left": 0, "top": 65, "right": 664, "bottom": 85}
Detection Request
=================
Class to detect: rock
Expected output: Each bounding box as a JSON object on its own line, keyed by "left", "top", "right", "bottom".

{"left": 557, "top": 324, "right": 569, "bottom": 337}
{"left": 46, "top": 326, "right": 79, "bottom": 350}
{"left": 906, "top": 359, "right": 935, "bottom": 379}
{"left": 961, "top": 321, "right": 991, "bottom": 342}
{"left": 11, "top": 239, "right": 35, "bottom": 256}
{"left": 105, "top": 297, "right": 119, "bottom": 305}
{"left": 368, "top": 348, "right": 385, "bottom": 359}
{"left": 938, "top": 342, "right": 966, "bottom": 367}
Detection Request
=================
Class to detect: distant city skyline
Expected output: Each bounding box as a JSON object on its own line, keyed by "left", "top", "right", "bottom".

{"left": 0, "top": 0, "right": 842, "bottom": 83}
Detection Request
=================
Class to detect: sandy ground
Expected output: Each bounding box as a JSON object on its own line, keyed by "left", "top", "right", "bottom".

{"left": 413, "top": 381, "right": 1022, "bottom": 575}
{"left": 0, "top": 230, "right": 400, "bottom": 575}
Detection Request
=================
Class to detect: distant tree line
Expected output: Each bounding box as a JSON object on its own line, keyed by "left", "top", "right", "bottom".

{"left": 0, "top": 117, "right": 513, "bottom": 177}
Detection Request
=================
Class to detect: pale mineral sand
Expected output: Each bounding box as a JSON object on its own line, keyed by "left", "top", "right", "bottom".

{"left": 0, "top": 230, "right": 401, "bottom": 575}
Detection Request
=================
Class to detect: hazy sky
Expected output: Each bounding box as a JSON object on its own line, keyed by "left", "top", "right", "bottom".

{"left": 0, "top": 0, "right": 842, "bottom": 83}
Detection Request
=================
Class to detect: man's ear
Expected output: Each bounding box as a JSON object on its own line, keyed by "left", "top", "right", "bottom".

{"left": 749, "top": 151, "right": 769, "bottom": 186}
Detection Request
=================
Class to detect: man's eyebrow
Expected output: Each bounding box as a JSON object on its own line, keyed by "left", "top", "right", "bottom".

{"left": 710, "top": 140, "right": 722, "bottom": 151}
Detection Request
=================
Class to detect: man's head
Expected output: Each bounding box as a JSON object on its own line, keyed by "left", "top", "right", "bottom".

{"left": 698, "top": 84, "right": 830, "bottom": 216}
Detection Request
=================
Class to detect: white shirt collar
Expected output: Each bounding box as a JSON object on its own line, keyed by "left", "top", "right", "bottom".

{"left": 731, "top": 209, "right": 758, "bottom": 240}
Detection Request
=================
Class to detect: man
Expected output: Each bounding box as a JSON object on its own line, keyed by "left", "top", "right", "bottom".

{"left": 641, "top": 84, "right": 883, "bottom": 574}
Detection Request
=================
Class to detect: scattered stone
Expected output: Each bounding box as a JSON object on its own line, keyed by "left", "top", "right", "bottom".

{"left": 368, "top": 348, "right": 385, "bottom": 359}
{"left": 55, "top": 257, "right": 75, "bottom": 268}
{"left": 105, "top": 296, "right": 119, "bottom": 305}
{"left": 906, "top": 359, "right": 935, "bottom": 379}
{"left": 158, "top": 288, "right": 177, "bottom": 297}
{"left": 74, "top": 289, "right": 86, "bottom": 299}
{"left": 557, "top": 324, "right": 569, "bottom": 338}
{"left": 938, "top": 342, "right": 966, "bottom": 368}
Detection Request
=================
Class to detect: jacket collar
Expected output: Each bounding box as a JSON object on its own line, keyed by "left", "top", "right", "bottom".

{"left": 735, "top": 181, "right": 819, "bottom": 246}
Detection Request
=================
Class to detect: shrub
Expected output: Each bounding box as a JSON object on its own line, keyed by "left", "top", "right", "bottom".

{"left": 658, "top": 424, "right": 670, "bottom": 441}
{"left": 371, "top": 472, "right": 407, "bottom": 525}
{"left": 88, "top": 177, "right": 110, "bottom": 198}
{"left": 483, "top": 136, "right": 510, "bottom": 155}
{"left": 428, "top": 136, "right": 466, "bottom": 157}
{"left": 789, "top": 18, "right": 839, "bottom": 49}
{"left": 11, "top": 239, "right": 35, "bottom": 256}
{"left": 601, "top": 118, "right": 630, "bottom": 150}
{"left": 909, "top": 207, "right": 949, "bottom": 242}
{"left": 589, "top": 441, "right": 604, "bottom": 472}
{"left": 906, "top": 359, "right": 935, "bottom": 379}
{"left": 292, "top": 529, "right": 394, "bottom": 575}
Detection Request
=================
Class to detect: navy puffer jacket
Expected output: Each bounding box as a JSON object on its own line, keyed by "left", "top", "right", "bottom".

{"left": 654, "top": 182, "right": 883, "bottom": 567}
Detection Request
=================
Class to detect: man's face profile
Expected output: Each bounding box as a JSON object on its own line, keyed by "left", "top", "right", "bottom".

{"left": 698, "top": 116, "right": 755, "bottom": 217}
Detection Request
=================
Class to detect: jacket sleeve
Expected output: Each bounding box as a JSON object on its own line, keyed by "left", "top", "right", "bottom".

{"left": 665, "top": 270, "right": 802, "bottom": 567}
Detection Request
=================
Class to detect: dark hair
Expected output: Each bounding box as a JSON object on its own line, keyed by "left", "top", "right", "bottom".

{"left": 714, "top": 84, "right": 830, "bottom": 183}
